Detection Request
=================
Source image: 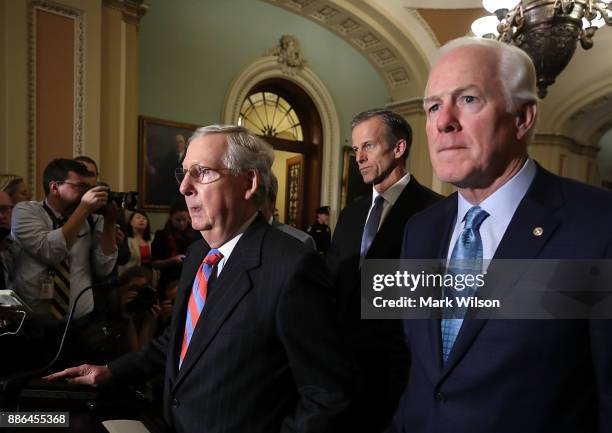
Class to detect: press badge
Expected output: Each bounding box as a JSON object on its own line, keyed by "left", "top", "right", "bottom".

{"left": 39, "top": 271, "right": 54, "bottom": 299}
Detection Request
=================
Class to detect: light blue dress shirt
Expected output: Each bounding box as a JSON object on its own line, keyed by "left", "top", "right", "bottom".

{"left": 447, "top": 158, "right": 537, "bottom": 267}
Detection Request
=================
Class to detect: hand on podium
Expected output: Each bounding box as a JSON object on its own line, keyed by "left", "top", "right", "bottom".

{"left": 44, "top": 364, "right": 113, "bottom": 386}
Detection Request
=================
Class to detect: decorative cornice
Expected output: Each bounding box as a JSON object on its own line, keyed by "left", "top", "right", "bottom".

{"left": 387, "top": 97, "right": 425, "bottom": 116}
{"left": 103, "top": 0, "right": 148, "bottom": 27}
{"left": 406, "top": 8, "right": 440, "bottom": 48}
{"left": 262, "top": 0, "right": 415, "bottom": 92}
{"left": 531, "top": 133, "right": 600, "bottom": 158}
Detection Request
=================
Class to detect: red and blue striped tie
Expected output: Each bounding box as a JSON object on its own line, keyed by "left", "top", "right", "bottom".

{"left": 179, "top": 249, "right": 223, "bottom": 367}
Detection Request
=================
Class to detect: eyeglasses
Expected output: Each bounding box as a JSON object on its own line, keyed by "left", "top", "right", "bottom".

{"left": 0, "top": 205, "right": 13, "bottom": 215}
{"left": 175, "top": 165, "right": 232, "bottom": 185}
{"left": 56, "top": 181, "right": 91, "bottom": 191}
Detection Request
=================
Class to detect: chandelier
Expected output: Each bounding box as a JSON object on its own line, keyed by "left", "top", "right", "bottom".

{"left": 471, "top": 0, "right": 612, "bottom": 98}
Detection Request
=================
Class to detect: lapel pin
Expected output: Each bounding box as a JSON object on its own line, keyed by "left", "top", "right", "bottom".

{"left": 532, "top": 227, "right": 543, "bottom": 237}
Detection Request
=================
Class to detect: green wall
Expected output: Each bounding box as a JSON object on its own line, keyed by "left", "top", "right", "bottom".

{"left": 139, "top": 0, "right": 389, "bottom": 229}
{"left": 139, "top": 0, "right": 388, "bottom": 139}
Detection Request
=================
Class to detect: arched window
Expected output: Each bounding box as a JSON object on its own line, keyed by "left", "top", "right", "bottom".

{"left": 238, "top": 92, "right": 303, "bottom": 142}
{"left": 239, "top": 79, "right": 322, "bottom": 229}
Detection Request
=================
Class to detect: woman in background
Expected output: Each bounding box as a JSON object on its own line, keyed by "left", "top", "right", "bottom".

{"left": 151, "top": 200, "right": 198, "bottom": 292}
{"left": 0, "top": 174, "right": 32, "bottom": 204}
{"left": 119, "top": 209, "right": 155, "bottom": 279}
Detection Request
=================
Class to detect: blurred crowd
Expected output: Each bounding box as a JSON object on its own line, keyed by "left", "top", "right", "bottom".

{"left": 0, "top": 157, "right": 201, "bottom": 375}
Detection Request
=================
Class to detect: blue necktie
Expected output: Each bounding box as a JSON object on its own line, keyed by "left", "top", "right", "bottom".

{"left": 441, "top": 206, "right": 489, "bottom": 362}
{"left": 360, "top": 195, "right": 385, "bottom": 264}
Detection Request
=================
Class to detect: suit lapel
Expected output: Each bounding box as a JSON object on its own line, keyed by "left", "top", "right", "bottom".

{"left": 426, "top": 197, "right": 457, "bottom": 376}
{"left": 403, "top": 196, "right": 457, "bottom": 381}
{"left": 491, "top": 165, "right": 563, "bottom": 260}
{"left": 440, "top": 166, "right": 564, "bottom": 378}
{"left": 346, "top": 195, "right": 372, "bottom": 257}
{"left": 355, "top": 193, "right": 372, "bottom": 234}
{"left": 172, "top": 217, "right": 266, "bottom": 389}
{"left": 368, "top": 178, "right": 422, "bottom": 258}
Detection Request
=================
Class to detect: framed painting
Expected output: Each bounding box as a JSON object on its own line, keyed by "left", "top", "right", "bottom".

{"left": 138, "top": 116, "right": 200, "bottom": 210}
{"left": 340, "top": 146, "right": 371, "bottom": 210}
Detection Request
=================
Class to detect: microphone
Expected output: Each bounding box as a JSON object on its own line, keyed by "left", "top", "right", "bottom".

{"left": 0, "top": 277, "right": 120, "bottom": 408}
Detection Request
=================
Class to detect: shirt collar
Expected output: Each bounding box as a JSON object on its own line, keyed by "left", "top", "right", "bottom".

{"left": 216, "top": 212, "right": 258, "bottom": 262}
{"left": 372, "top": 172, "right": 411, "bottom": 207}
{"left": 43, "top": 199, "right": 64, "bottom": 220}
{"left": 456, "top": 158, "right": 536, "bottom": 226}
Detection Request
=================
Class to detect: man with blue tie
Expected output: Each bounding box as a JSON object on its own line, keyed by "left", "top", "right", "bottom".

{"left": 46, "top": 125, "right": 353, "bottom": 433}
{"left": 391, "top": 37, "right": 612, "bottom": 433}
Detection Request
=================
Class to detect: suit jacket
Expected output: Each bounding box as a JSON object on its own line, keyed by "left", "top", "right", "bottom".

{"left": 271, "top": 221, "right": 316, "bottom": 250}
{"left": 326, "top": 176, "right": 441, "bottom": 432}
{"left": 110, "top": 215, "right": 353, "bottom": 433}
{"left": 393, "top": 164, "right": 612, "bottom": 433}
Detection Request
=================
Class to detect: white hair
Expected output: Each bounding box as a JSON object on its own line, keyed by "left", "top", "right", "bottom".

{"left": 188, "top": 125, "right": 274, "bottom": 205}
{"left": 431, "top": 37, "right": 538, "bottom": 114}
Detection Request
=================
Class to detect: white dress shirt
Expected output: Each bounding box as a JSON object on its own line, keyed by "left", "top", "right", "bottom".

{"left": 366, "top": 173, "right": 412, "bottom": 231}
{"left": 447, "top": 158, "right": 537, "bottom": 266}
{"left": 11, "top": 200, "right": 118, "bottom": 319}
{"left": 215, "top": 212, "right": 258, "bottom": 276}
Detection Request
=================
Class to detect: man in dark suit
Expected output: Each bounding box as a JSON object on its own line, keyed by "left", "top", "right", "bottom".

{"left": 46, "top": 125, "right": 353, "bottom": 433}
{"left": 326, "top": 109, "right": 440, "bottom": 432}
{"left": 391, "top": 37, "right": 612, "bottom": 433}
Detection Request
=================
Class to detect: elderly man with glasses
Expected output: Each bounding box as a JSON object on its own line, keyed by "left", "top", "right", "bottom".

{"left": 9, "top": 158, "right": 117, "bottom": 365}
{"left": 46, "top": 125, "right": 354, "bottom": 433}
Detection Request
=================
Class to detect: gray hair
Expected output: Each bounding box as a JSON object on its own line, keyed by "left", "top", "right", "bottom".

{"left": 267, "top": 173, "right": 279, "bottom": 201}
{"left": 189, "top": 125, "right": 274, "bottom": 205}
{"left": 433, "top": 37, "right": 538, "bottom": 114}
{"left": 350, "top": 108, "right": 412, "bottom": 160}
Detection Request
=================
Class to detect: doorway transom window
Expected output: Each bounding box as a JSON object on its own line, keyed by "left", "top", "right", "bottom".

{"left": 238, "top": 92, "right": 303, "bottom": 142}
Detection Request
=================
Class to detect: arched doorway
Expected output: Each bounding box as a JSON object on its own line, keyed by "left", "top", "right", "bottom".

{"left": 238, "top": 78, "right": 322, "bottom": 229}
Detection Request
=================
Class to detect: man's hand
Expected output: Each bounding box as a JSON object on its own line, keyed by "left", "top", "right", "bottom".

{"left": 43, "top": 364, "right": 112, "bottom": 386}
{"left": 121, "top": 289, "right": 139, "bottom": 306}
{"left": 78, "top": 186, "right": 109, "bottom": 214}
{"left": 159, "top": 299, "right": 174, "bottom": 322}
{"left": 146, "top": 302, "right": 161, "bottom": 320}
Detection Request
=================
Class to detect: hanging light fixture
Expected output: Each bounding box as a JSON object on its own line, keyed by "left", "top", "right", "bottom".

{"left": 472, "top": 0, "right": 612, "bottom": 98}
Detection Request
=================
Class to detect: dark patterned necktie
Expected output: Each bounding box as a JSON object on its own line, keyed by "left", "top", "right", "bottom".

{"left": 49, "top": 217, "right": 71, "bottom": 320}
{"left": 360, "top": 195, "right": 385, "bottom": 265}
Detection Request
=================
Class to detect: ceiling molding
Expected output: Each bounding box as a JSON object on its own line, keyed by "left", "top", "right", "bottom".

{"left": 260, "top": 0, "right": 433, "bottom": 100}
{"left": 387, "top": 97, "right": 425, "bottom": 116}
{"left": 531, "top": 133, "right": 600, "bottom": 158}
{"left": 396, "top": 0, "right": 483, "bottom": 8}
{"left": 406, "top": 8, "right": 440, "bottom": 48}
{"left": 102, "top": 0, "right": 148, "bottom": 27}
{"left": 538, "top": 75, "right": 612, "bottom": 148}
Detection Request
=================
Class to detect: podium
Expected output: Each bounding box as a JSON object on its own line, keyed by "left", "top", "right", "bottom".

{"left": 2, "top": 379, "right": 172, "bottom": 433}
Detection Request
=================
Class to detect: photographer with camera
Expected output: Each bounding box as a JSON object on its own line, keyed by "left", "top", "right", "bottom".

{"left": 118, "top": 266, "right": 159, "bottom": 352}
{"left": 10, "top": 158, "right": 118, "bottom": 365}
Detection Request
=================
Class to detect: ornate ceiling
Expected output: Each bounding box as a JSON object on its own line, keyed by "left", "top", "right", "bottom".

{"left": 263, "top": 0, "right": 612, "bottom": 178}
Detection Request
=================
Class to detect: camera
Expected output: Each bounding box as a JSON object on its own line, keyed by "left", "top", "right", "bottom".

{"left": 125, "top": 284, "right": 157, "bottom": 313}
{"left": 108, "top": 190, "right": 139, "bottom": 211}
{"left": 93, "top": 182, "right": 139, "bottom": 214}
